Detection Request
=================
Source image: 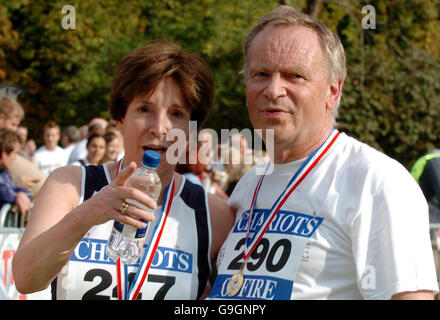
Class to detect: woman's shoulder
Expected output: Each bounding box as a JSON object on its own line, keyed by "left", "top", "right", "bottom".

{"left": 41, "top": 165, "right": 83, "bottom": 196}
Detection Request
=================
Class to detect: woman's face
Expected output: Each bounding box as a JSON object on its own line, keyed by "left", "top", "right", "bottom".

{"left": 106, "top": 137, "right": 123, "bottom": 161}
{"left": 118, "top": 77, "right": 191, "bottom": 176}
{"left": 87, "top": 136, "right": 106, "bottom": 165}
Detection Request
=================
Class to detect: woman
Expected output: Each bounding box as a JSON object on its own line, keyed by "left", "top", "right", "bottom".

{"left": 12, "top": 40, "right": 234, "bottom": 300}
{"left": 71, "top": 133, "right": 106, "bottom": 166}
{"left": 101, "top": 129, "right": 124, "bottom": 164}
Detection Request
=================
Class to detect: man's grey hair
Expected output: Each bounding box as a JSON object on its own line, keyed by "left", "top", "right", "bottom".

{"left": 242, "top": 5, "right": 347, "bottom": 121}
{"left": 62, "top": 125, "right": 81, "bottom": 143}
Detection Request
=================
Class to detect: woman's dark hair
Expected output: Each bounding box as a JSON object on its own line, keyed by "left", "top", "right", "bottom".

{"left": 110, "top": 40, "right": 214, "bottom": 127}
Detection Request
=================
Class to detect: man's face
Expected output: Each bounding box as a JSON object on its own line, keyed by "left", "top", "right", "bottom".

{"left": 44, "top": 127, "right": 60, "bottom": 151}
{"left": 245, "top": 25, "right": 338, "bottom": 161}
{"left": 0, "top": 115, "right": 21, "bottom": 131}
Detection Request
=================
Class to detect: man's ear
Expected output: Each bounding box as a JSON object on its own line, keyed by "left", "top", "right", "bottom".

{"left": 326, "top": 78, "right": 343, "bottom": 111}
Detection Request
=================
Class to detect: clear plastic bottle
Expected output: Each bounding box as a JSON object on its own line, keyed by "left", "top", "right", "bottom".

{"left": 106, "top": 150, "right": 162, "bottom": 264}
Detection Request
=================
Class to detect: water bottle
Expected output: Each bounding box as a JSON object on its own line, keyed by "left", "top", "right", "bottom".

{"left": 106, "top": 150, "right": 162, "bottom": 264}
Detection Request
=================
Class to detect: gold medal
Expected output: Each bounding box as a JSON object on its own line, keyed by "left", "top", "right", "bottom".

{"left": 227, "top": 264, "right": 245, "bottom": 297}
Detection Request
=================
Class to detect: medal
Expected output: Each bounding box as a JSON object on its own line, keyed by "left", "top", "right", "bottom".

{"left": 227, "top": 264, "right": 244, "bottom": 297}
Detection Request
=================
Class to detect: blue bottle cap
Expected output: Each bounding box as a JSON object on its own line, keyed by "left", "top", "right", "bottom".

{"left": 142, "top": 150, "right": 161, "bottom": 168}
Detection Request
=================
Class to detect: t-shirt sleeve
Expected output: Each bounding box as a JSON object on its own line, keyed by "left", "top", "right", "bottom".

{"left": 351, "top": 166, "right": 439, "bottom": 299}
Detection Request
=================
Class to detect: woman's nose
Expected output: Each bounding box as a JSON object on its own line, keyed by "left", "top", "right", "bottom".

{"left": 148, "top": 112, "right": 171, "bottom": 138}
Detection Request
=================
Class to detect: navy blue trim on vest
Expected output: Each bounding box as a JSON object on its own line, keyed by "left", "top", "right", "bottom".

{"left": 83, "top": 165, "right": 109, "bottom": 201}
{"left": 52, "top": 165, "right": 109, "bottom": 299}
{"left": 179, "top": 179, "right": 210, "bottom": 300}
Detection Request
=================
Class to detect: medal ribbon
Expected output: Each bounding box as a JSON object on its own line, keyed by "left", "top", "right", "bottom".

{"left": 114, "top": 158, "right": 175, "bottom": 300}
{"left": 243, "top": 129, "right": 340, "bottom": 261}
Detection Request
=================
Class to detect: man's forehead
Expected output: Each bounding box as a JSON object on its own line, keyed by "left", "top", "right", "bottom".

{"left": 251, "top": 25, "right": 321, "bottom": 57}
{"left": 248, "top": 25, "right": 325, "bottom": 74}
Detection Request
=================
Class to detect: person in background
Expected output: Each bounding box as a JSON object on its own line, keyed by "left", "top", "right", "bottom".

{"left": 33, "top": 121, "right": 68, "bottom": 177}
{"left": 61, "top": 125, "right": 81, "bottom": 161}
{"left": 71, "top": 134, "right": 106, "bottom": 167}
{"left": 0, "top": 127, "right": 32, "bottom": 216}
{"left": 16, "top": 125, "right": 37, "bottom": 162}
{"left": 101, "top": 129, "right": 124, "bottom": 164}
{"left": 0, "top": 96, "right": 44, "bottom": 197}
{"left": 67, "top": 118, "right": 108, "bottom": 164}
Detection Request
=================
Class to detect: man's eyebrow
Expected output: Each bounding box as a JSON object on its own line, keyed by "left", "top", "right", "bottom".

{"left": 249, "top": 64, "right": 310, "bottom": 76}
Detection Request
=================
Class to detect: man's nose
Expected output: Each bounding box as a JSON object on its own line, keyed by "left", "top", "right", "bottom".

{"left": 263, "top": 73, "right": 287, "bottom": 101}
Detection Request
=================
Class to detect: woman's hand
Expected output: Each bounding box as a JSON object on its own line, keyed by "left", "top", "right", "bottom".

{"left": 80, "top": 162, "right": 157, "bottom": 230}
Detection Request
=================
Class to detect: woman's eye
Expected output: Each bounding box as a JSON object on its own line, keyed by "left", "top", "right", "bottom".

{"left": 138, "top": 106, "right": 149, "bottom": 113}
{"left": 171, "top": 110, "right": 184, "bottom": 118}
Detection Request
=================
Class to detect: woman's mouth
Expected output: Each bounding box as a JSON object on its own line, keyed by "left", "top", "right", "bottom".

{"left": 143, "top": 145, "right": 167, "bottom": 154}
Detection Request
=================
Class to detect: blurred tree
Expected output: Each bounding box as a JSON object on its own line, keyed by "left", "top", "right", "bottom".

{"left": 0, "top": 0, "right": 439, "bottom": 169}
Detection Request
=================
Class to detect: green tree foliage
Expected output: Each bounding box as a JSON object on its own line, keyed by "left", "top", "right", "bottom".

{"left": 0, "top": 0, "right": 439, "bottom": 168}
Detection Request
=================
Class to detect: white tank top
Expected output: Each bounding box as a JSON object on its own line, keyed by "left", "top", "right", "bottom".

{"left": 53, "top": 164, "right": 212, "bottom": 300}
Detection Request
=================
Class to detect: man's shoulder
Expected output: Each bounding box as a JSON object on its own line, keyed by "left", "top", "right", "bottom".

{"left": 334, "top": 132, "right": 415, "bottom": 186}
{"left": 337, "top": 133, "right": 403, "bottom": 168}
{"left": 34, "top": 146, "right": 47, "bottom": 155}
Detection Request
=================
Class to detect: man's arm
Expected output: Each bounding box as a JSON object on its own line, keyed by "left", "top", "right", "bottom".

{"left": 391, "top": 290, "right": 435, "bottom": 300}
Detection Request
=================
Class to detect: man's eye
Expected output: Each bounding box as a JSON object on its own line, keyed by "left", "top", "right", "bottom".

{"left": 286, "top": 73, "right": 303, "bottom": 80}
{"left": 254, "top": 72, "right": 268, "bottom": 78}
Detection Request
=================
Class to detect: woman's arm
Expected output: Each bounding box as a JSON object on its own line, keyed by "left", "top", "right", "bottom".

{"left": 208, "top": 193, "right": 235, "bottom": 259}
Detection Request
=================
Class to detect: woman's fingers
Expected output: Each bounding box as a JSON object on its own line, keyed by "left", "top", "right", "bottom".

{"left": 117, "top": 199, "right": 155, "bottom": 223}
{"left": 84, "top": 161, "right": 158, "bottom": 228}
{"left": 111, "top": 206, "right": 149, "bottom": 229}
{"left": 112, "top": 161, "right": 136, "bottom": 187}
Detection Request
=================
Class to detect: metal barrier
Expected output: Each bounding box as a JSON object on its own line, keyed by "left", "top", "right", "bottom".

{"left": 0, "top": 204, "right": 31, "bottom": 229}
{"left": 0, "top": 204, "right": 51, "bottom": 300}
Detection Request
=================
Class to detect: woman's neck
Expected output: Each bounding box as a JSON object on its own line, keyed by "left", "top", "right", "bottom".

{"left": 157, "top": 171, "right": 181, "bottom": 205}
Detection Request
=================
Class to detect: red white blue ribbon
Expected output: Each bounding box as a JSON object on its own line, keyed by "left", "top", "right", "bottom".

{"left": 243, "top": 129, "right": 340, "bottom": 261}
{"left": 114, "top": 158, "right": 175, "bottom": 300}
{"left": 126, "top": 176, "right": 175, "bottom": 300}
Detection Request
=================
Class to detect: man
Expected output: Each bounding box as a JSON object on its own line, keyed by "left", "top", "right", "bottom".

{"left": 33, "top": 121, "right": 68, "bottom": 177}
{"left": 61, "top": 125, "right": 81, "bottom": 160}
{"left": 0, "top": 97, "right": 44, "bottom": 197}
{"left": 208, "top": 6, "right": 438, "bottom": 300}
{"left": 0, "top": 128, "right": 32, "bottom": 215}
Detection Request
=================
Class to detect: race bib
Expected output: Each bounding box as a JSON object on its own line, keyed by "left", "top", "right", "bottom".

{"left": 62, "top": 238, "right": 194, "bottom": 300}
{"left": 209, "top": 209, "right": 323, "bottom": 300}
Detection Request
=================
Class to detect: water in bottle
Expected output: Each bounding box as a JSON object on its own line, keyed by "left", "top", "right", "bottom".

{"left": 106, "top": 150, "right": 162, "bottom": 264}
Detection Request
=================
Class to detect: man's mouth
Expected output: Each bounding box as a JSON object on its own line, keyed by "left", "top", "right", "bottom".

{"left": 261, "top": 107, "right": 287, "bottom": 116}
